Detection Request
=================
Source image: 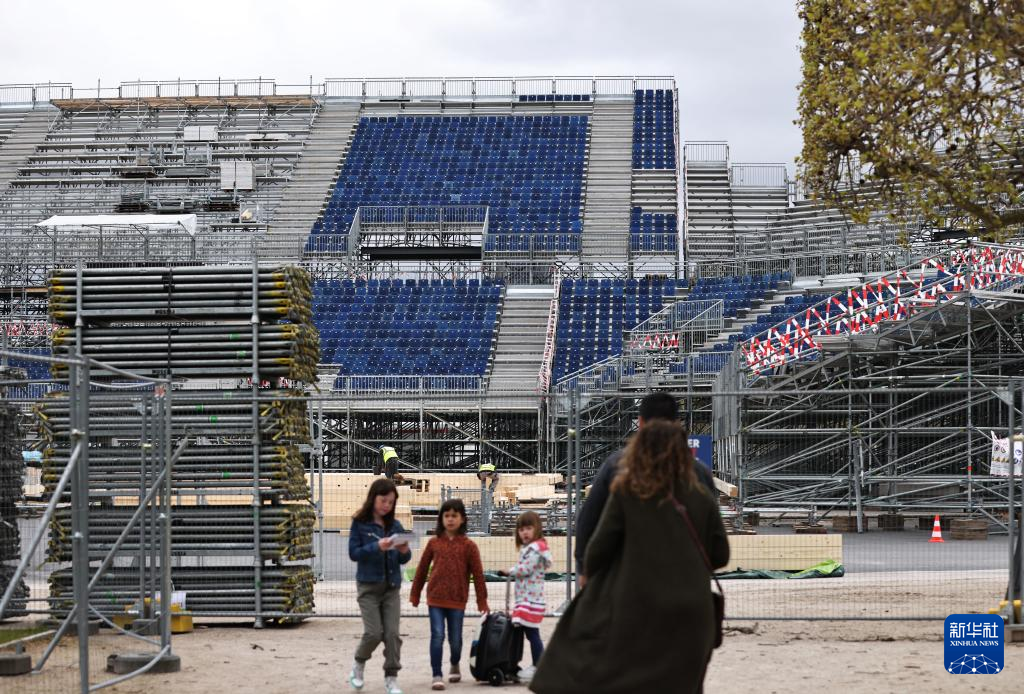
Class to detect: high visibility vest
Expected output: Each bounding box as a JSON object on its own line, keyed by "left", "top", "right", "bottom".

{"left": 478, "top": 462, "right": 497, "bottom": 474}
{"left": 381, "top": 446, "right": 398, "bottom": 463}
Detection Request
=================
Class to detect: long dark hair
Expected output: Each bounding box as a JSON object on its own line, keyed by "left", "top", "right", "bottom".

{"left": 611, "top": 420, "right": 696, "bottom": 501}
{"left": 435, "top": 498, "right": 468, "bottom": 536}
{"left": 353, "top": 478, "right": 399, "bottom": 528}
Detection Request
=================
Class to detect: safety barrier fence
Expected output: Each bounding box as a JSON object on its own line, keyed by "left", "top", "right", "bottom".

{"left": 2, "top": 374, "right": 1020, "bottom": 636}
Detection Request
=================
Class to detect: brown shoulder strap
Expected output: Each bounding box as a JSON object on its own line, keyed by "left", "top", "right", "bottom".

{"left": 668, "top": 494, "right": 724, "bottom": 596}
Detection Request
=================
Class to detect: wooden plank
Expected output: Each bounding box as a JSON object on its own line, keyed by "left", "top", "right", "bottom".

{"left": 713, "top": 476, "right": 738, "bottom": 498}
{"left": 721, "top": 534, "right": 843, "bottom": 572}
{"left": 408, "top": 535, "right": 568, "bottom": 574}
{"left": 51, "top": 96, "right": 316, "bottom": 110}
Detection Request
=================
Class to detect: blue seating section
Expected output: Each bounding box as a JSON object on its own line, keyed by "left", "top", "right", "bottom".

{"left": 732, "top": 291, "right": 829, "bottom": 346}
{"left": 688, "top": 274, "right": 785, "bottom": 318}
{"left": 668, "top": 351, "right": 730, "bottom": 375}
{"left": 517, "top": 94, "right": 591, "bottom": 102}
{"left": 552, "top": 278, "right": 681, "bottom": 382}
{"left": 633, "top": 90, "right": 675, "bottom": 169}
{"left": 630, "top": 207, "right": 678, "bottom": 252}
{"left": 312, "top": 279, "right": 502, "bottom": 381}
{"left": 310, "top": 115, "right": 588, "bottom": 238}
{"left": 4, "top": 348, "right": 50, "bottom": 380}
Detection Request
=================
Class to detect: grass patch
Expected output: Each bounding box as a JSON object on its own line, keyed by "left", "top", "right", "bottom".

{"left": 0, "top": 625, "right": 50, "bottom": 646}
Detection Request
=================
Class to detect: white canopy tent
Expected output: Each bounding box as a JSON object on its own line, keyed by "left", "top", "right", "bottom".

{"left": 35, "top": 214, "right": 198, "bottom": 235}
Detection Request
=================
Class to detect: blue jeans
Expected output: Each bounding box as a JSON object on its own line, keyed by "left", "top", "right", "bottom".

{"left": 428, "top": 606, "right": 464, "bottom": 677}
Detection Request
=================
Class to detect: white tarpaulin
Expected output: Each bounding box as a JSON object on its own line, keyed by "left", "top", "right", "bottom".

{"left": 34, "top": 214, "right": 198, "bottom": 236}
{"left": 989, "top": 433, "right": 1023, "bottom": 476}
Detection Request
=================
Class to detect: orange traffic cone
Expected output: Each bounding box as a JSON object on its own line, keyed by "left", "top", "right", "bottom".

{"left": 929, "top": 514, "right": 944, "bottom": 543}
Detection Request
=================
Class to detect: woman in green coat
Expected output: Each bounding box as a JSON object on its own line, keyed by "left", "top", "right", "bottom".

{"left": 529, "top": 420, "right": 729, "bottom": 694}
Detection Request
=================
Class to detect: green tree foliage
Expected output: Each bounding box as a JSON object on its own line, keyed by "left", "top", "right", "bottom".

{"left": 798, "top": 0, "right": 1024, "bottom": 239}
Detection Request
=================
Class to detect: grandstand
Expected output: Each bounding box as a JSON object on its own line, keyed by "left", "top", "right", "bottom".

{"left": 1, "top": 75, "right": 1021, "bottom": 532}
{"left": 0, "top": 77, "right": 679, "bottom": 475}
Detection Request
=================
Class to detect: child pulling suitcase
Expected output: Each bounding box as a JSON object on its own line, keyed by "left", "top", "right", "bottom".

{"left": 469, "top": 576, "right": 523, "bottom": 686}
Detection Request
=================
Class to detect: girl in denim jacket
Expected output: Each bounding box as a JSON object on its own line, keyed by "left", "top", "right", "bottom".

{"left": 347, "top": 479, "right": 412, "bottom": 694}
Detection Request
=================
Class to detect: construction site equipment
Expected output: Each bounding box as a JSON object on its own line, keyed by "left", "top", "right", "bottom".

{"left": 41, "top": 264, "right": 318, "bottom": 625}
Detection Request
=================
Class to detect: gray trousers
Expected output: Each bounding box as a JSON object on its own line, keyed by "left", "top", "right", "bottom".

{"left": 355, "top": 582, "right": 402, "bottom": 676}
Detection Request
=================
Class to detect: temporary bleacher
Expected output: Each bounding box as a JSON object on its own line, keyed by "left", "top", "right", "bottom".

{"left": 309, "top": 114, "right": 589, "bottom": 242}
{"left": 630, "top": 207, "right": 678, "bottom": 252}
{"left": 628, "top": 90, "right": 678, "bottom": 262}
{"left": 0, "top": 108, "right": 53, "bottom": 194}
{"left": 312, "top": 278, "right": 503, "bottom": 386}
{"left": 552, "top": 277, "right": 679, "bottom": 382}
{"left": 632, "top": 90, "right": 675, "bottom": 170}
{"left": 0, "top": 98, "right": 316, "bottom": 235}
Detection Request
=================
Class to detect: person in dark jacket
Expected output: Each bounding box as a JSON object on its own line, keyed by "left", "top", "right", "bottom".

{"left": 530, "top": 420, "right": 730, "bottom": 694}
{"left": 574, "top": 391, "right": 717, "bottom": 583}
{"left": 347, "top": 478, "right": 413, "bottom": 694}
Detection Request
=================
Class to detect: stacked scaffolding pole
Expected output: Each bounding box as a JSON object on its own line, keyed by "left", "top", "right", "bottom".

{"left": 42, "top": 264, "right": 318, "bottom": 625}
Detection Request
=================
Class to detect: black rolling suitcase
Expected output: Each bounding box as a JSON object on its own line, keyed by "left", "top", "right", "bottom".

{"left": 469, "top": 576, "right": 523, "bottom": 686}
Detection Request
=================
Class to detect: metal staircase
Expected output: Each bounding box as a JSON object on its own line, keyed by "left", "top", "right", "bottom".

{"left": 487, "top": 286, "right": 553, "bottom": 396}
{"left": 0, "top": 109, "right": 53, "bottom": 196}
{"left": 581, "top": 99, "right": 633, "bottom": 267}
{"left": 268, "top": 102, "right": 361, "bottom": 237}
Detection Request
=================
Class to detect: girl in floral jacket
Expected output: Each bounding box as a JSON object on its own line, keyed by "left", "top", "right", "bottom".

{"left": 503, "top": 511, "right": 552, "bottom": 681}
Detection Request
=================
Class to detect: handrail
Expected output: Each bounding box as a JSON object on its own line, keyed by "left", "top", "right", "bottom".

{"left": 683, "top": 141, "right": 729, "bottom": 164}
{"left": 323, "top": 76, "right": 675, "bottom": 100}
{"left": 730, "top": 163, "right": 789, "bottom": 189}
{"left": 0, "top": 76, "right": 677, "bottom": 107}
{"left": 742, "top": 242, "right": 1024, "bottom": 375}
{"left": 537, "top": 270, "right": 561, "bottom": 392}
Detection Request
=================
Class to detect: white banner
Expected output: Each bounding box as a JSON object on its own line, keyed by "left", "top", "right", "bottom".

{"left": 990, "top": 434, "right": 1023, "bottom": 476}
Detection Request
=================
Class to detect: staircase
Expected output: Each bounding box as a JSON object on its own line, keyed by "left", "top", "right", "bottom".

{"left": 631, "top": 170, "right": 677, "bottom": 213}
{"left": 487, "top": 286, "right": 553, "bottom": 395}
{"left": 268, "top": 102, "right": 361, "bottom": 237}
{"left": 728, "top": 163, "right": 789, "bottom": 234}
{"left": 0, "top": 109, "right": 53, "bottom": 194}
{"left": 684, "top": 161, "right": 733, "bottom": 261}
{"left": 580, "top": 100, "right": 633, "bottom": 266}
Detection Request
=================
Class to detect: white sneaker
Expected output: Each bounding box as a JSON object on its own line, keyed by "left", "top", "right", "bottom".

{"left": 518, "top": 665, "right": 536, "bottom": 682}
{"left": 348, "top": 660, "right": 365, "bottom": 690}
{"left": 384, "top": 676, "right": 404, "bottom": 694}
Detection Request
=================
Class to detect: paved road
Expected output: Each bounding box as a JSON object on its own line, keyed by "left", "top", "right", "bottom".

{"left": 21, "top": 517, "right": 1013, "bottom": 582}
{"left": 754, "top": 525, "right": 1011, "bottom": 572}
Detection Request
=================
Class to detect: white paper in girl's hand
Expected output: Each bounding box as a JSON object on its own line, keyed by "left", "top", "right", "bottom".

{"left": 388, "top": 532, "right": 416, "bottom": 547}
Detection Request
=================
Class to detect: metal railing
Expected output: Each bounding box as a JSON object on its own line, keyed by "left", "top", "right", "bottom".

{"left": 537, "top": 270, "right": 562, "bottom": 392}
{"left": 627, "top": 299, "right": 725, "bottom": 353}
{"left": 730, "top": 163, "right": 789, "bottom": 189}
{"left": 323, "top": 76, "right": 675, "bottom": 100}
{"left": 683, "top": 141, "right": 729, "bottom": 164}
{"left": 0, "top": 79, "right": 325, "bottom": 107}
{"left": 742, "top": 242, "right": 1024, "bottom": 375}
{"left": 328, "top": 373, "right": 485, "bottom": 396}
{"left": 0, "top": 76, "right": 676, "bottom": 106}
{"left": 355, "top": 205, "right": 489, "bottom": 229}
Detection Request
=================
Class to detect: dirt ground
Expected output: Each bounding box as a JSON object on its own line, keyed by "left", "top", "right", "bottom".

{"left": 4, "top": 615, "right": 1018, "bottom": 694}
{"left": 4, "top": 571, "right": 1020, "bottom": 693}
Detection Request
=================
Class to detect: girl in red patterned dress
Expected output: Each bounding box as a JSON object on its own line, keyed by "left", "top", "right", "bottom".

{"left": 503, "top": 511, "right": 552, "bottom": 682}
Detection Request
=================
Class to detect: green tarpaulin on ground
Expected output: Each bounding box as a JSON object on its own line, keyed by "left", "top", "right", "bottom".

{"left": 715, "top": 559, "right": 844, "bottom": 580}
{"left": 405, "top": 561, "right": 844, "bottom": 583}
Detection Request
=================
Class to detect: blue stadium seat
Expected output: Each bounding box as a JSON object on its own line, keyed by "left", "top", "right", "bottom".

{"left": 313, "top": 279, "right": 504, "bottom": 385}
{"left": 632, "top": 90, "right": 675, "bottom": 170}
{"left": 308, "top": 115, "right": 588, "bottom": 244}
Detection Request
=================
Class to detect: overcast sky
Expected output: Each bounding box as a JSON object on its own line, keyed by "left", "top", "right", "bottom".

{"left": 1, "top": 0, "right": 802, "bottom": 167}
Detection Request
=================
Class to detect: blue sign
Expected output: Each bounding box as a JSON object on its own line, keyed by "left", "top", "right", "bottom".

{"left": 944, "top": 614, "right": 1003, "bottom": 674}
{"left": 688, "top": 435, "right": 713, "bottom": 473}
